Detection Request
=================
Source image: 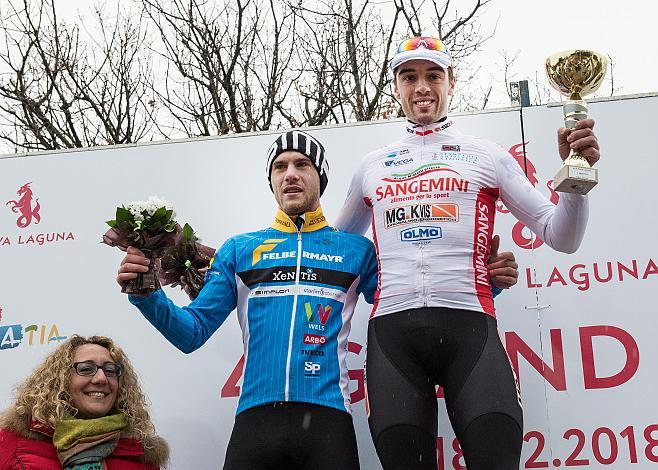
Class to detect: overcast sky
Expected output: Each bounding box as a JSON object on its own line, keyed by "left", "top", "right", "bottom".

{"left": 471, "top": 0, "right": 657, "bottom": 107}
{"left": 16, "top": 0, "right": 658, "bottom": 110}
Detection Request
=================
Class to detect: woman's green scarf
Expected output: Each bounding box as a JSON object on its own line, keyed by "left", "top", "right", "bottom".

{"left": 52, "top": 413, "right": 127, "bottom": 470}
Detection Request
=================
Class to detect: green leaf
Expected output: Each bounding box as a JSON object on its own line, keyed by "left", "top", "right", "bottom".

{"left": 153, "top": 206, "right": 167, "bottom": 219}
{"left": 116, "top": 207, "right": 133, "bottom": 224}
{"left": 106, "top": 219, "right": 117, "bottom": 227}
{"left": 182, "top": 223, "right": 195, "bottom": 241}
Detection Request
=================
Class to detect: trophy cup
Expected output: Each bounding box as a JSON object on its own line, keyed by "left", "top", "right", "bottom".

{"left": 545, "top": 50, "right": 607, "bottom": 194}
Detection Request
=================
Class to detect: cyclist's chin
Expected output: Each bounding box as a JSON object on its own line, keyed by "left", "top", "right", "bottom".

{"left": 280, "top": 200, "right": 309, "bottom": 217}
{"left": 410, "top": 110, "right": 441, "bottom": 125}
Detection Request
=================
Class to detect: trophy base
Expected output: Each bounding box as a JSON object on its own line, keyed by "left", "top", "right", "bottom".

{"left": 553, "top": 165, "right": 598, "bottom": 194}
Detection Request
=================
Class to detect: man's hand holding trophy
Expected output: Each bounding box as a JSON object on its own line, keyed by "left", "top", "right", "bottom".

{"left": 545, "top": 50, "right": 607, "bottom": 194}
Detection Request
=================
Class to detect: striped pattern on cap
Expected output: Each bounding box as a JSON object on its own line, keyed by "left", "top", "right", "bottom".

{"left": 266, "top": 130, "right": 329, "bottom": 195}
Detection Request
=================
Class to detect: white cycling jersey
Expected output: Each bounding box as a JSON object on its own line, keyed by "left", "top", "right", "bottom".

{"left": 334, "top": 119, "right": 589, "bottom": 318}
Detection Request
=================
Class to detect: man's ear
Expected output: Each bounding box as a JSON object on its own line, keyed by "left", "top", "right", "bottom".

{"left": 392, "top": 75, "right": 401, "bottom": 101}
{"left": 447, "top": 68, "right": 456, "bottom": 96}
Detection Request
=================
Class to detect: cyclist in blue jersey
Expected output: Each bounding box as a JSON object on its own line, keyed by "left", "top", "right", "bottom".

{"left": 116, "top": 130, "right": 520, "bottom": 469}
{"left": 117, "top": 130, "right": 377, "bottom": 469}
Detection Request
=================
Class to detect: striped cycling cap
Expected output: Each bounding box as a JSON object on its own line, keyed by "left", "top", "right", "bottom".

{"left": 266, "top": 130, "right": 329, "bottom": 195}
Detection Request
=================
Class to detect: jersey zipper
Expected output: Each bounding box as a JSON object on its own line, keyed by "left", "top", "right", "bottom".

{"left": 421, "top": 131, "right": 428, "bottom": 307}
{"left": 284, "top": 229, "right": 303, "bottom": 401}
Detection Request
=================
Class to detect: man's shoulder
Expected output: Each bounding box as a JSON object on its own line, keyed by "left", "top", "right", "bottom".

{"left": 366, "top": 139, "right": 408, "bottom": 158}
{"left": 448, "top": 128, "right": 506, "bottom": 155}
{"left": 220, "top": 227, "right": 282, "bottom": 254}
{"left": 327, "top": 228, "right": 375, "bottom": 249}
{"left": 350, "top": 131, "right": 409, "bottom": 165}
{"left": 228, "top": 227, "right": 277, "bottom": 243}
{"left": 328, "top": 227, "right": 369, "bottom": 240}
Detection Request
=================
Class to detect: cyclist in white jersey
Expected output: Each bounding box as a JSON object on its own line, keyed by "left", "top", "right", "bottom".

{"left": 335, "top": 37, "right": 600, "bottom": 470}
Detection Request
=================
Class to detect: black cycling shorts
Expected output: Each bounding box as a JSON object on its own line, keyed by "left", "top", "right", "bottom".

{"left": 366, "top": 307, "right": 523, "bottom": 470}
{"left": 223, "top": 401, "right": 360, "bottom": 470}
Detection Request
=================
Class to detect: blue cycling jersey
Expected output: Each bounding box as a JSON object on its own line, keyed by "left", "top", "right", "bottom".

{"left": 130, "top": 206, "right": 378, "bottom": 414}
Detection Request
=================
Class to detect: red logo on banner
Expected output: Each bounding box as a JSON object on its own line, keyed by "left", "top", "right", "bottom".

{"left": 546, "top": 179, "right": 560, "bottom": 205}
{"left": 508, "top": 142, "right": 539, "bottom": 186}
{"left": 6, "top": 183, "right": 41, "bottom": 228}
{"left": 500, "top": 143, "right": 562, "bottom": 251}
{"left": 512, "top": 221, "right": 544, "bottom": 250}
{"left": 498, "top": 142, "right": 539, "bottom": 217}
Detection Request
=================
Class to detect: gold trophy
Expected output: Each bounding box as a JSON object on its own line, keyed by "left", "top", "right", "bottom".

{"left": 545, "top": 50, "right": 607, "bottom": 194}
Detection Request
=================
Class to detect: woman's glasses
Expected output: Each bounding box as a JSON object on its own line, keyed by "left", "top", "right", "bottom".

{"left": 71, "top": 361, "right": 123, "bottom": 378}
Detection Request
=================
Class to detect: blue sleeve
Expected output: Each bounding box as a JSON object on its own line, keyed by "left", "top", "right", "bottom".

{"left": 491, "top": 285, "right": 503, "bottom": 298}
{"left": 357, "top": 240, "right": 378, "bottom": 305}
{"left": 129, "top": 238, "right": 238, "bottom": 353}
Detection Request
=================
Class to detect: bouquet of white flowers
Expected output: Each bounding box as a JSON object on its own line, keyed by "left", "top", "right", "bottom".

{"left": 102, "top": 196, "right": 181, "bottom": 295}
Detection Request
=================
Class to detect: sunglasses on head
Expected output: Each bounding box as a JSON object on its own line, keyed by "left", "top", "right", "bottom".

{"left": 397, "top": 37, "right": 448, "bottom": 54}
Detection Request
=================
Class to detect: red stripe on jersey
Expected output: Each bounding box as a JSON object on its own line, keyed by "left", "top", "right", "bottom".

{"left": 367, "top": 200, "right": 382, "bottom": 319}
{"left": 472, "top": 187, "right": 500, "bottom": 317}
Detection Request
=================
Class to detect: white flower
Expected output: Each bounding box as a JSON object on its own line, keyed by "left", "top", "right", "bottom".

{"left": 125, "top": 196, "right": 175, "bottom": 221}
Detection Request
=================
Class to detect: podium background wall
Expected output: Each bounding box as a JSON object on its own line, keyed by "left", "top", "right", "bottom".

{"left": 1, "top": 94, "right": 656, "bottom": 469}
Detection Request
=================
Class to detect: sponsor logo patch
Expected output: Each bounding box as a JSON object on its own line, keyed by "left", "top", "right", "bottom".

{"left": 382, "top": 157, "right": 413, "bottom": 168}
{"left": 237, "top": 266, "right": 357, "bottom": 290}
{"left": 249, "top": 286, "right": 293, "bottom": 298}
{"left": 442, "top": 144, "right": 460, "bottom": 152}
{"left": 432, "top": 152, "right": 480, "bottom": 164}
{"left": 400, "top": 226, "right": 442, "bottom": 242}
{"left": 273, "top": 268, "right": 317, "bottom": 282}
{"left": 301, "top": 349, "right": 325, "bottom": 356}
{"left": 304, "top": 361, "right": 321, "bottom": 377}
{"left": 375, "top": 172, "right": 469, "bottom": 202}
{"left": 299, "top": 286, "right": 346, "bottom": 301}
{"left": 384, "top": 163, "right": 458, "bottom": 182}
{"left": 303, "top": 333, "right": 326, "bottom": 345}
{"left": 253, "top": 248, "right": 344, "bottom": 265}
{"left": 308, "top": 214, "right": 326, "bottom": 226}
{"left": 408, "top": 120, "right": 452, "bottom": 136}
{"left": 252, "top": 239, "right": 286, "bottom": 266}
{"left": 384, "top": 203, "right": 459, "bottom": 228}
{"left": 305, "top": 302, "right": 331, "bottom": 324}
{"left": 385, "top": 149, "right": 410, "bottom": 158}
{"left": 305, "top": 302, "right": 331, "bottom": 332}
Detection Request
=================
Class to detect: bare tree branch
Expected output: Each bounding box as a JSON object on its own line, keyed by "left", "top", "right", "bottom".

{"left": 0, "top": 0, "right": 156, "bottom": 151}
{"left": 0, "top": 0, "right": 500, "bottom": 151}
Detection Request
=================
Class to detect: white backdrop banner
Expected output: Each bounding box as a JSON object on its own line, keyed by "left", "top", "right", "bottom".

{"left": 1, "top": 94, "right": 656, "bottom": 469}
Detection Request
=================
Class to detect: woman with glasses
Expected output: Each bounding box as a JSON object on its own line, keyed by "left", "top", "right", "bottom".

{"left": 0, "top": 335, "right": 169, "bottom": 469}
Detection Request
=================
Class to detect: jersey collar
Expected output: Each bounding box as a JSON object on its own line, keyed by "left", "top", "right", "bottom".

{"left": 405, "top": 118, "right": 453, "bottom": 137}
{"left": 272, "top": 206, "right": 328, "bottom": 233}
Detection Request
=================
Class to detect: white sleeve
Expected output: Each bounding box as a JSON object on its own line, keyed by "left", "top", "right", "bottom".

{"left": 493, "top": 143, "right": 589, "bottom": 254}
{"left": 334, "top": 155, "right": 371, "bottom": 235}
